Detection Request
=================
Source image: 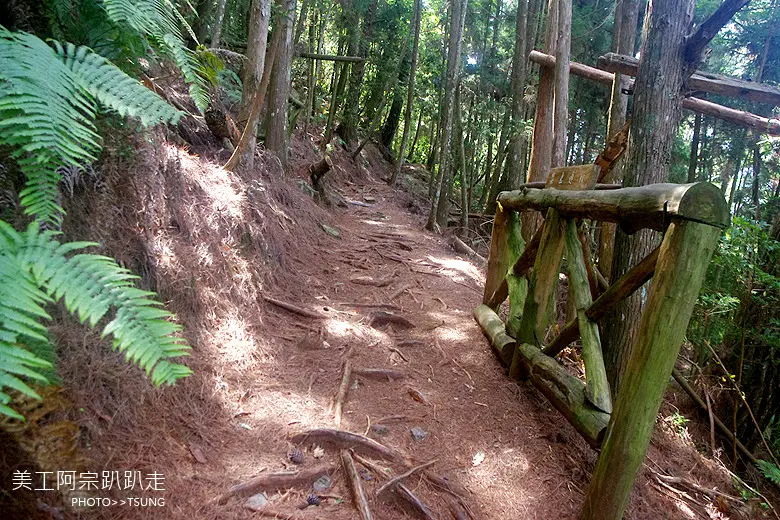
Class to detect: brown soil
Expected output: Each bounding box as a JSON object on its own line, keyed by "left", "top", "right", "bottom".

{"left": 1, "top": 128, "right": 774, "bottom": 520}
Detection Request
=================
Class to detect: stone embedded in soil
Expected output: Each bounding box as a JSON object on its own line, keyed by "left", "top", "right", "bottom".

{"left": 312, "top": 475, "right": 332, "bottom": 493}
{"left": 288, "top": 448, "right": 305, "bottom": 464}
{"left": 370, "top": 424, "right": 389, "bottom": 436}
{"left": 320, "top": 224, "right": 341, "bottom": 238}
{"left": 245, "top": 492, "right": 268, "bottom": 510}
{"left": 359, "top": 468, "right": 373, "bottom": 481}
{"left": 410, "top": 426, "right": 429, "bottom": 441}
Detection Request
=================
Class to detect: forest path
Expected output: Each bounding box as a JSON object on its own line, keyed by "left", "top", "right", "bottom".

{"left": 222, "top": 166, "right": 602, "bottom": 520}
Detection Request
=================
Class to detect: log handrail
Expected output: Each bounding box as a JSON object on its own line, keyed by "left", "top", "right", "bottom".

{"left": 497, "top": 182, "right": 729, "bottom": 234}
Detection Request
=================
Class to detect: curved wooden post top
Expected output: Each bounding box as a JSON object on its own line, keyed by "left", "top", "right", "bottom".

{"left": 497, "top": 181, "right": 729, "bottom": 233}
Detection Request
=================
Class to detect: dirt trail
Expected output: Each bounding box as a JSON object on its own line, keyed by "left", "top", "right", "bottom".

{"left": 202, "top": 166, "right": 624, "bottom": 520}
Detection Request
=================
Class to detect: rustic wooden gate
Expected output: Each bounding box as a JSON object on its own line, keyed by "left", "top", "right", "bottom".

{"left": 475, "top": 165, "right": 729, "bottom": 519}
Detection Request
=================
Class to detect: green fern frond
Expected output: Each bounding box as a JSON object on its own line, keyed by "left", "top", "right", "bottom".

{"left": 0, "top": 26, "right": 182, "bottom": 224}
{"left": 102, "top": 0, "right": 183, "bottom": 41}
{"left": 757, "top": 460, "right": 780, "bottom": 486}
{"left": 102, "top": 0, "right": 210, "bottom": 111}
{"left": 0, "top": 221, "right": 191, "bottom": 419}
{"left": 54, "top": 41, "right": 181, "bottom": 126}
{"left": 0, "top": 27, "right": 102, "bottom": 223}
{"left": 162, "top": 34, "right": 209, "bottom": 111}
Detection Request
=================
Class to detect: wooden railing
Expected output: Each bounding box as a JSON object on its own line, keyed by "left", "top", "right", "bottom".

{"left": 474, "top": 164, "right": 728, "bottom": 520}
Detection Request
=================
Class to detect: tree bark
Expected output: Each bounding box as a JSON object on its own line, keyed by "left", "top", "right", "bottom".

{"left": 426, "top": 0, "right": 468, "bottom": 231}
{"left": 390, "top": 0, "right": 422, "bottom": 185}
{"left": 341, "top": 0, "right": 377, "bottom": 145}
{"left": 521, "top": 0, "right": 558, "bottom": 239}
{"left": 237, "top": 0, "right": 271, "bottom": 167}
{"left": 504, "top": 0, "right": 530, "bottom": 189}
{"left": 598, "top": 0, "right": 640, "bottom": 279}
{"left": 552, "top": 0, "right": 572, "bottom": 168}
{"left": 687, "top": 112, "right": 703, "bottom": 183}
{"left": 210, "top": 0, "right": 229, "bottom": 48}
{"left": 602, "top": 0, "right": 696, "bottom": 395}
{"left": 265, "top": 0, "right": 297, "bottom": 171}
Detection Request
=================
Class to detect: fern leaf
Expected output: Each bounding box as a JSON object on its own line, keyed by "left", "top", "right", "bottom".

{"left": 54, "top": 41, "right": 181, "bottom": 126}
{"left": 0, "top": 222, "right": 191, "bottom": 419}
{"left": 102, "top": 0, "right": 209, "bottom": 111}
{"left": 0, "top": 27, "right": 102, "bottom": 224}
{"left": 756, "top": 460, "right": 780, "bottom": 486}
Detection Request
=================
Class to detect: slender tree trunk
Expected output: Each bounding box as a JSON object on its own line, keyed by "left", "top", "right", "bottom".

{"left": 687, "top": 113, "right": 703, "bottom": 183}
{"left": 427, "top": 0, "right": 469, "bottom": 231}
{"left": 210, "top": 0, "right": 229, "bottom": 47}
{"left": 521, "top": 0, "right": 558, "bottom": 239}
{"left": 504, "top": 0, "right": 530, "bottom": 189}
{"left": 194, "top": 0, "right": 215, "bottom": 45}
{"left": 456, "top": 84, "right": 469, "bottom": 235}
{"left": 409, "top": 110, "right": 423, "bottom": 162}
{"left": 265, "top": 0, "right": 297, "bottom": 171}
{"left": 238, "top": 0, "right": 271, "bottom": 167}
{"left": 390, "top": 0, "right": 422, "bottom": 185}
{"left": 342, "top": 0, "right": 378, "bottom": 145}
{"left": 311, "top": 5, "right": 331, "bottom": 120}
{"left": 552, "top": 0, "right": 572, "bottom": 168}
{"left": 485, "top": 106, "right": 512, "bottom": 215}
{"left": 322, "top": 39, "right": 348, "bottom": 147}
{"left": 302, "top": 12, "right": 317, "bottom": 135}
{"left": 293, "top": 0, "right": 310, "bottom": 47}
{"left": 598, "top": 0, "right": 640, "bottom": 280}
{"left": 602, "top": 0, "right": 696, "bottom": 395}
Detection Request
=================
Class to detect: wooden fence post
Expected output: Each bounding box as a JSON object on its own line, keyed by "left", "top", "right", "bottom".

{"left": 482, "top": 207, "right": 524, "bottom": 310}
{"left": 581, "top": 219, "right": 721, "bottom": 520}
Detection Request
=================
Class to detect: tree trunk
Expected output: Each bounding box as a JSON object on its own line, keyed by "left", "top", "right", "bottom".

{"left": 237, "top": 0, "right": 271, "bottom": 166}
{"left": 293, "top": 0, "right": 311, "bottom": 47}
{"left": 521, "top": 0, "right": 558, "bottom": 239}
{"left": 478, "top": 105, "right": 496, "bottom": 211}
{"left": 311, "top": 5, "right": 331, "bottom": 121}
{"left": 210, "top": 0, "right": 229, "bottom": 47}
{"left": 322, "top": 40, "right": 349, "bottom": 147}
{"left": 456, "top": 84, "right": 469, "bottom": 235}
{"left": 485, "top": 107, "right": 512, "bottom": 215}
{"left": 193, "top": 0, "right": 215, "bottom": 45}
{"left": 504, "top": 0, "right": 530, "bottom": 189}
{"left": 598, "top": 0, "right": 640, "bottom": 280}
{"left": 427, "top": 0, "right": 469, "bottom": 231}
{"left": 390, "top": 0, "right": 422, "bottom": 185}
{"left": 687, "top": 112, "right": 703, "bottom": 183}
{"left": 602, "top": 0, "right": 696, "bottom": 395}
{"left": 341, "top": 0, "right": 378, "bottom": 145}
{"left": 380, "top": 52, "right": 410, "bottom": 151}
{"left": 552, "top": 0, "right": 572, "bottom": 168}
{"left": 409, "top": 110, "right": 423, "bottom": 162}
{"left": 265, "top": 0, "right": 297, "bottom": 171}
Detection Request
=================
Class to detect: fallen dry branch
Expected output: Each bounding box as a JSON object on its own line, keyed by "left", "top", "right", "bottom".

{"left": 389, "top": 283, "right": 416, "bottom": 301}
{"left": 341, "top": 450, "right": 374, "bottom": 520}
{"left": 291, "top": 429, "right": 408, "bottom": 464}
{"left": 264, "top": 296, "right": 326, "bottom": 319}
{"left": 350, "top": 271, "right": 398, "bottom": 287}
{"left": 245, "top": 506, "right": 327, "bottom": 519}
{"left": 396, "top": 484, "right": 437, "bottom": 520}
{"left": 376, "top": 460, "right": 437, "bottom": 497}
{"left": 353, "top": 368, "right": 406, "bottom": 380}
{"left": 335, "top": 360, "right": 353, "bottom": 427}
{"left": 671, "top": 369, "right": 756, "bottom": 465}
{"left": 217, "top": 465, "right": 333, "bottom": 504}
{"left": 653, "top": 473, "right": 742, "bottom": 504}
{"left": 448, "top": 236, "right": 486, "bottom": 263}
{"left": 423, "top": 472, "right": 475, "bottom": 520}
